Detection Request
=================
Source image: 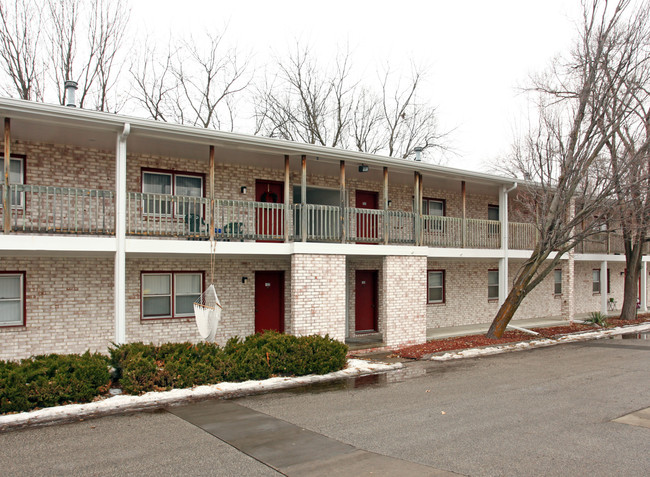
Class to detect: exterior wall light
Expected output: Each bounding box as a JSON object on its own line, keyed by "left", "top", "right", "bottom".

{"left": 359, "top": 164, "right": 369, "bottom": 172}
{"left": 241, "top": 186, "right": 247, "bottom": 194}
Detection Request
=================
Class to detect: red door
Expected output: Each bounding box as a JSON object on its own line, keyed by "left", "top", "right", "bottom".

{"left": 355, "top": 190, "right": 379, "bottom": 243}
{"left": 355, "top": 270, "right": 378, "bottom": 332}
{"left": 255, "top": 271, "right": 284, "bottom": 333}
{"left": 256, "top": 180, "right": 284, "bottom": 242}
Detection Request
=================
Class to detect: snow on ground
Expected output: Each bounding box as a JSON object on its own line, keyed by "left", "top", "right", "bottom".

{"left": 430, "top": 322, "right": 650, "bottom": 361}
{"left": 0, "top": 359, "right": 402, "bottom": 432}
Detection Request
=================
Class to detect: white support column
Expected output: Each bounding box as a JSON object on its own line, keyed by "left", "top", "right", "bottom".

{"left": 600, "top": 260, "right": 608, "bottom": 315}
{"left": 498, "top": 185, "right": 509, "bottom": 305}
{"left": 114, "top": 123, "right": 130, "bottom": 344}
{"left": 641, "top": 261, "right": 647, "bottom": 312}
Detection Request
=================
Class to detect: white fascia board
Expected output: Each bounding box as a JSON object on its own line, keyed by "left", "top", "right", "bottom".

{"left": 0, "top": 235, "right": 115, "bottom": 256}
{"left": 125, "top": 239, "right": 292, "bottom": 257}
{"left": 574, "top": 253, "right": 627, "bottom": 262}
{"left": 290, "top": 242, "right": 428, "bottom": 256}
{"left": 427, "top": 248, "right": 506, "bottom": 259}
{"left": 0, "top": 97, "right": 516, "bottom": 187}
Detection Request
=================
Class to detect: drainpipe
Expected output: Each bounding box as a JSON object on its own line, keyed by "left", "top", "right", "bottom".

{"left": 114, "top": 123, "right": 130, "bottom": 344}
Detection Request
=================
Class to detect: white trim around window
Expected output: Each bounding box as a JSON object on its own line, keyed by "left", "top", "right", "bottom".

{"left": 0, "top": 272, "right": 25, "bottom": 327}
{"left": 488, "top": 269, "right": 499, "bottom": 301}
{"left": 141, "top": 272, "right": 203, "bottom": 320}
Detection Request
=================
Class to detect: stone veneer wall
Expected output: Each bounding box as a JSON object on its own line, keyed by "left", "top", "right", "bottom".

{"left": 382, "top": 256, "right": 427, "bottom": 347}
{"left": 0, "top": 257, "right": 114, "bottom": 360}
{"left": 127, "top": 257, "right": 291, "bottom": 347}
{"left": 290, "top": 254, "right": 346, "bottom": 341}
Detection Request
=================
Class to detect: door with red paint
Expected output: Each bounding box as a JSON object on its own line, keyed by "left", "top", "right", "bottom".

{"left": 355, "top": 190, "right": 379, "bottom": 243}
{"left": 355, "top": 270, "right": 378, "bottom": 332}
{"left": 255, "top": 271, "right": 284, "bottom": 333}
{"left": 256, "top": 180, "right": 284, "bottom": 241}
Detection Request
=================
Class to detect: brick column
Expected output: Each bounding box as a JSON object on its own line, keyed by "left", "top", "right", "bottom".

{"left": 381, "top": 255, "right": 427, "bottom": 348}
{"left": 290, "top": 254, "right": 346, "bottom": 341}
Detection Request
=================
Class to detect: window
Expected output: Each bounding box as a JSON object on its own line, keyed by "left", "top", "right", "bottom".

{"left": 488, "top": 270, "right": 499, "bottom": 300}
{"left": 488, "top": 204, "right": 499, "bottom": 221}
{"left": 427, "top": 270, "right": 445, "bottom": 304}
{"left": 142, "top": 169, "right": 203, "bottom": 216}
{"left": 423, "top": 198, "right": 445, "bottom": 231}
{"left": 141, "top": 272, "right": 203, "bottom": 319}
{"left": 0, "top": 273, "right": 24, "bottom": 327}
{"left": 592, "top": 270, "right": 601, "bottom": 294}
{"left": 1, "top": 155, "right": 25, "bottom": 207}
{"left": 554, "top": 269, "right": 562, "bottom": 295}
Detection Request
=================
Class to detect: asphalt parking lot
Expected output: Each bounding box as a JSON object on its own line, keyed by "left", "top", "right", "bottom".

{"left": 1, "top": 336, "right": 648, "bottom": 476}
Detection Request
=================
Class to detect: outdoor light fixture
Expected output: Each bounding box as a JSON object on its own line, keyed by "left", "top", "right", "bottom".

{"left": 242, "top": 276, "right": 248, "bottom": 284}
{"left": 388, "top": 200, "right": 392, "bottom": 207}
{"left": 359, "top": 164, "right": 369, "bottom": 173}
{"left": 240, "top": 186, "right": 247, "bottom": 194}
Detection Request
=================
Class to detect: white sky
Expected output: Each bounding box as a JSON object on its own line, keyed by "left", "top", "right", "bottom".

{"left": 132, "top": 0, "right": 582, "bottom": 172}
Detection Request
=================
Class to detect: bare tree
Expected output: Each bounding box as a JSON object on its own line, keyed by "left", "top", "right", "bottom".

{"left": 255, "top": 46, "right": 447, "bottom": 161}
{"left": 255, "top": 44, "right": 354, "bottom": 147}
{"left": 0, "top": 0, "right": 45, "bottom": 100}
{"left": 130, "top": 40, "right": 177, "bottom": 121}
{"left": 171, "top": 31, "right": 250, "bottom": 130}
{"left": 48, "top": 0, "right": 128, "bottom": 110}
{"left": 601, "top": 3, "right": 650, "bottom": 319}
{"left": 487, "top": 0, "right": 639, "bottom": 338}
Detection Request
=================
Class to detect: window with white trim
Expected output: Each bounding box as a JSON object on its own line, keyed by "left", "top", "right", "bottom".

{"left": 592, "top": 269, "right": 601, "bottom": 294}
{"left": 0, "top": 274, "right": 24, "bottom": 326}
{"left": 554, "top": 269, "right": 562, "bottom": 295}
{"left": 427, "top": 270, "right": 445, "bottom": 304}
{"left": 488, "top": 270, "right": 499, "bottom": 300}
{"left": 142, "top": 170, "right": 203, "bottom": 216}
{"left": 141, "top": 272, "right": 202, "bottom": 319}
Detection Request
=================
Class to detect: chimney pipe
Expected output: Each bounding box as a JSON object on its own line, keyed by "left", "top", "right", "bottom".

{"left": 64, "top": 80, "right": 78, "bottom": 107}
{"left": 414, "top": 146, "right": 423, "bottom": 162}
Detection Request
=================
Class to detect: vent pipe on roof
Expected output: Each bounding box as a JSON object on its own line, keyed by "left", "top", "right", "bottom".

{"left": 64, "top": 80, "right": 78, "bottom": 107}
{"left": 414, "top": 146, "right": 423, "bottom": 162}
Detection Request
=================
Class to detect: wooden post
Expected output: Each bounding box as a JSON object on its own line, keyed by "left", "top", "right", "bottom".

{"left": 461, "top": 180, "right": 466, "bottom": 248}
{"left": 418, "top": 173, "right": 423, "bottom": 245}
{"left": 3, "top": 118, "right": 11, "bottom": 234}
{"left": 340, "top": 160, "right": 346, "bottom": 243}
{"left": 209, "top": 145, "right": 215, "bottom": 242}
{"left": 414, "top": 172, "right": 420, "bottom": 246}
{"left": 383, "top": 167, "right": 389, "bottom": 245}
{"left": 284, "top": 155, "right": 290, "bottom": 242}
{"left": 301, "top": 155, "right": 307, "bottom": 242}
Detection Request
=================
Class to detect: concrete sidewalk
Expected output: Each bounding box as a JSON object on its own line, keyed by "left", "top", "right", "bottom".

{"left": 426, "top": 311, "right": 623, "bottom": 340}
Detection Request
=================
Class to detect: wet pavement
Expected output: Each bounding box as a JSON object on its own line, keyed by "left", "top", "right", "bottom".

{"left": 169, "top": 400, "right": 458, "bottom": 476}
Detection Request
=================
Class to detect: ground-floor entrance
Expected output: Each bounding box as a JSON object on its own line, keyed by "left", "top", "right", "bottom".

{"left": 355, "top": 269, "right": 378, "bottom": 333}
{"left": 255, "top": 270, "right": 284, "bottom": 333}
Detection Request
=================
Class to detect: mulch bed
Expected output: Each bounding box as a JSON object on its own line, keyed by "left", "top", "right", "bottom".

{"left": 394, "top": 315, "right": 650, "bottom": 360}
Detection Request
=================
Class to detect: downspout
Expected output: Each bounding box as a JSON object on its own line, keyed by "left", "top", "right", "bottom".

{"left": 499, "top": 182, "right": 517, "bottom": 307}
{"left": 115, "top": 123, "right": 130, "bottom": 344}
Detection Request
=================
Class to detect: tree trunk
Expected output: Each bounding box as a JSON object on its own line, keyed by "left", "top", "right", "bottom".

{"left": 486, "top": 267, "right": 535, "bottom": 338}
{"left": 620, "top": 237, "right": 643, "bottom": 320}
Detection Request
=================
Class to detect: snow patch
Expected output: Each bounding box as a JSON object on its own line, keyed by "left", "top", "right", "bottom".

{"left": 0, "top": 358, "right": 401, "bottom": 431}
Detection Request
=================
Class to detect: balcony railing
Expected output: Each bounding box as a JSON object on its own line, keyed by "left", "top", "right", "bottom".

{"left": 1, "top": 188, "right": 630, "bottom": 254}
{"left": 0, "top": 184, "right": 114, "bottom": 235}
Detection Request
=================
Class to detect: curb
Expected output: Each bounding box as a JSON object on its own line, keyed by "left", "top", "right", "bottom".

{"left": 427, "top": 322, "right": 650, "bottom": 361}
{"left": 0, "top": 359, "right": 402, "bottom": 433}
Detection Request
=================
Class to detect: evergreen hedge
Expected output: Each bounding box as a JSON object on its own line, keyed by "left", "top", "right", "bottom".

{"left": 110, "top": 332, "right": 348, "bottom": 394}
{"left": 0, "top": 352, "right": 110, "bottom": 413}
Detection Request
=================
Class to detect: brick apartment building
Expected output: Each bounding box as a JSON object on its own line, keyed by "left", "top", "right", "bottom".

{"left": 1, "top": 97, "right": 648, "bottom": 360}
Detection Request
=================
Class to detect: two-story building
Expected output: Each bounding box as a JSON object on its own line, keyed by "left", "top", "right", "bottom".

{"left": 1, "top": 97, "right": 648, "bottom": 360}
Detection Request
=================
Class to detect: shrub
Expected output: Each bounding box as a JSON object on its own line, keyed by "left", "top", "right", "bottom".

{"left": 585, "top": 311, "right": 608, "bottom": 326}
{"left": 110, "top": 333, "right": 348, "bottom": 395}
{"left": 0, "top": 352, "right": 110, "bottom": 414}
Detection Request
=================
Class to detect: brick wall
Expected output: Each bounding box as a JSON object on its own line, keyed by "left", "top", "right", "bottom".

{"left": 127, "top": 257, "right": 291, "bottom": 346}
{"left": 382, "top": 256, "right": 427, "bottom": 347}
{"left": 574, "top": 261, "right": 625, "bottom": 314}
{"left": 290, "top": 254, "right": 346, "bottom": 341}
{"left": 0, "top": 257, "right": 114, "bottom": 360}
{"left": 426, "top": 259, "right": 563, "bottom": 329}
